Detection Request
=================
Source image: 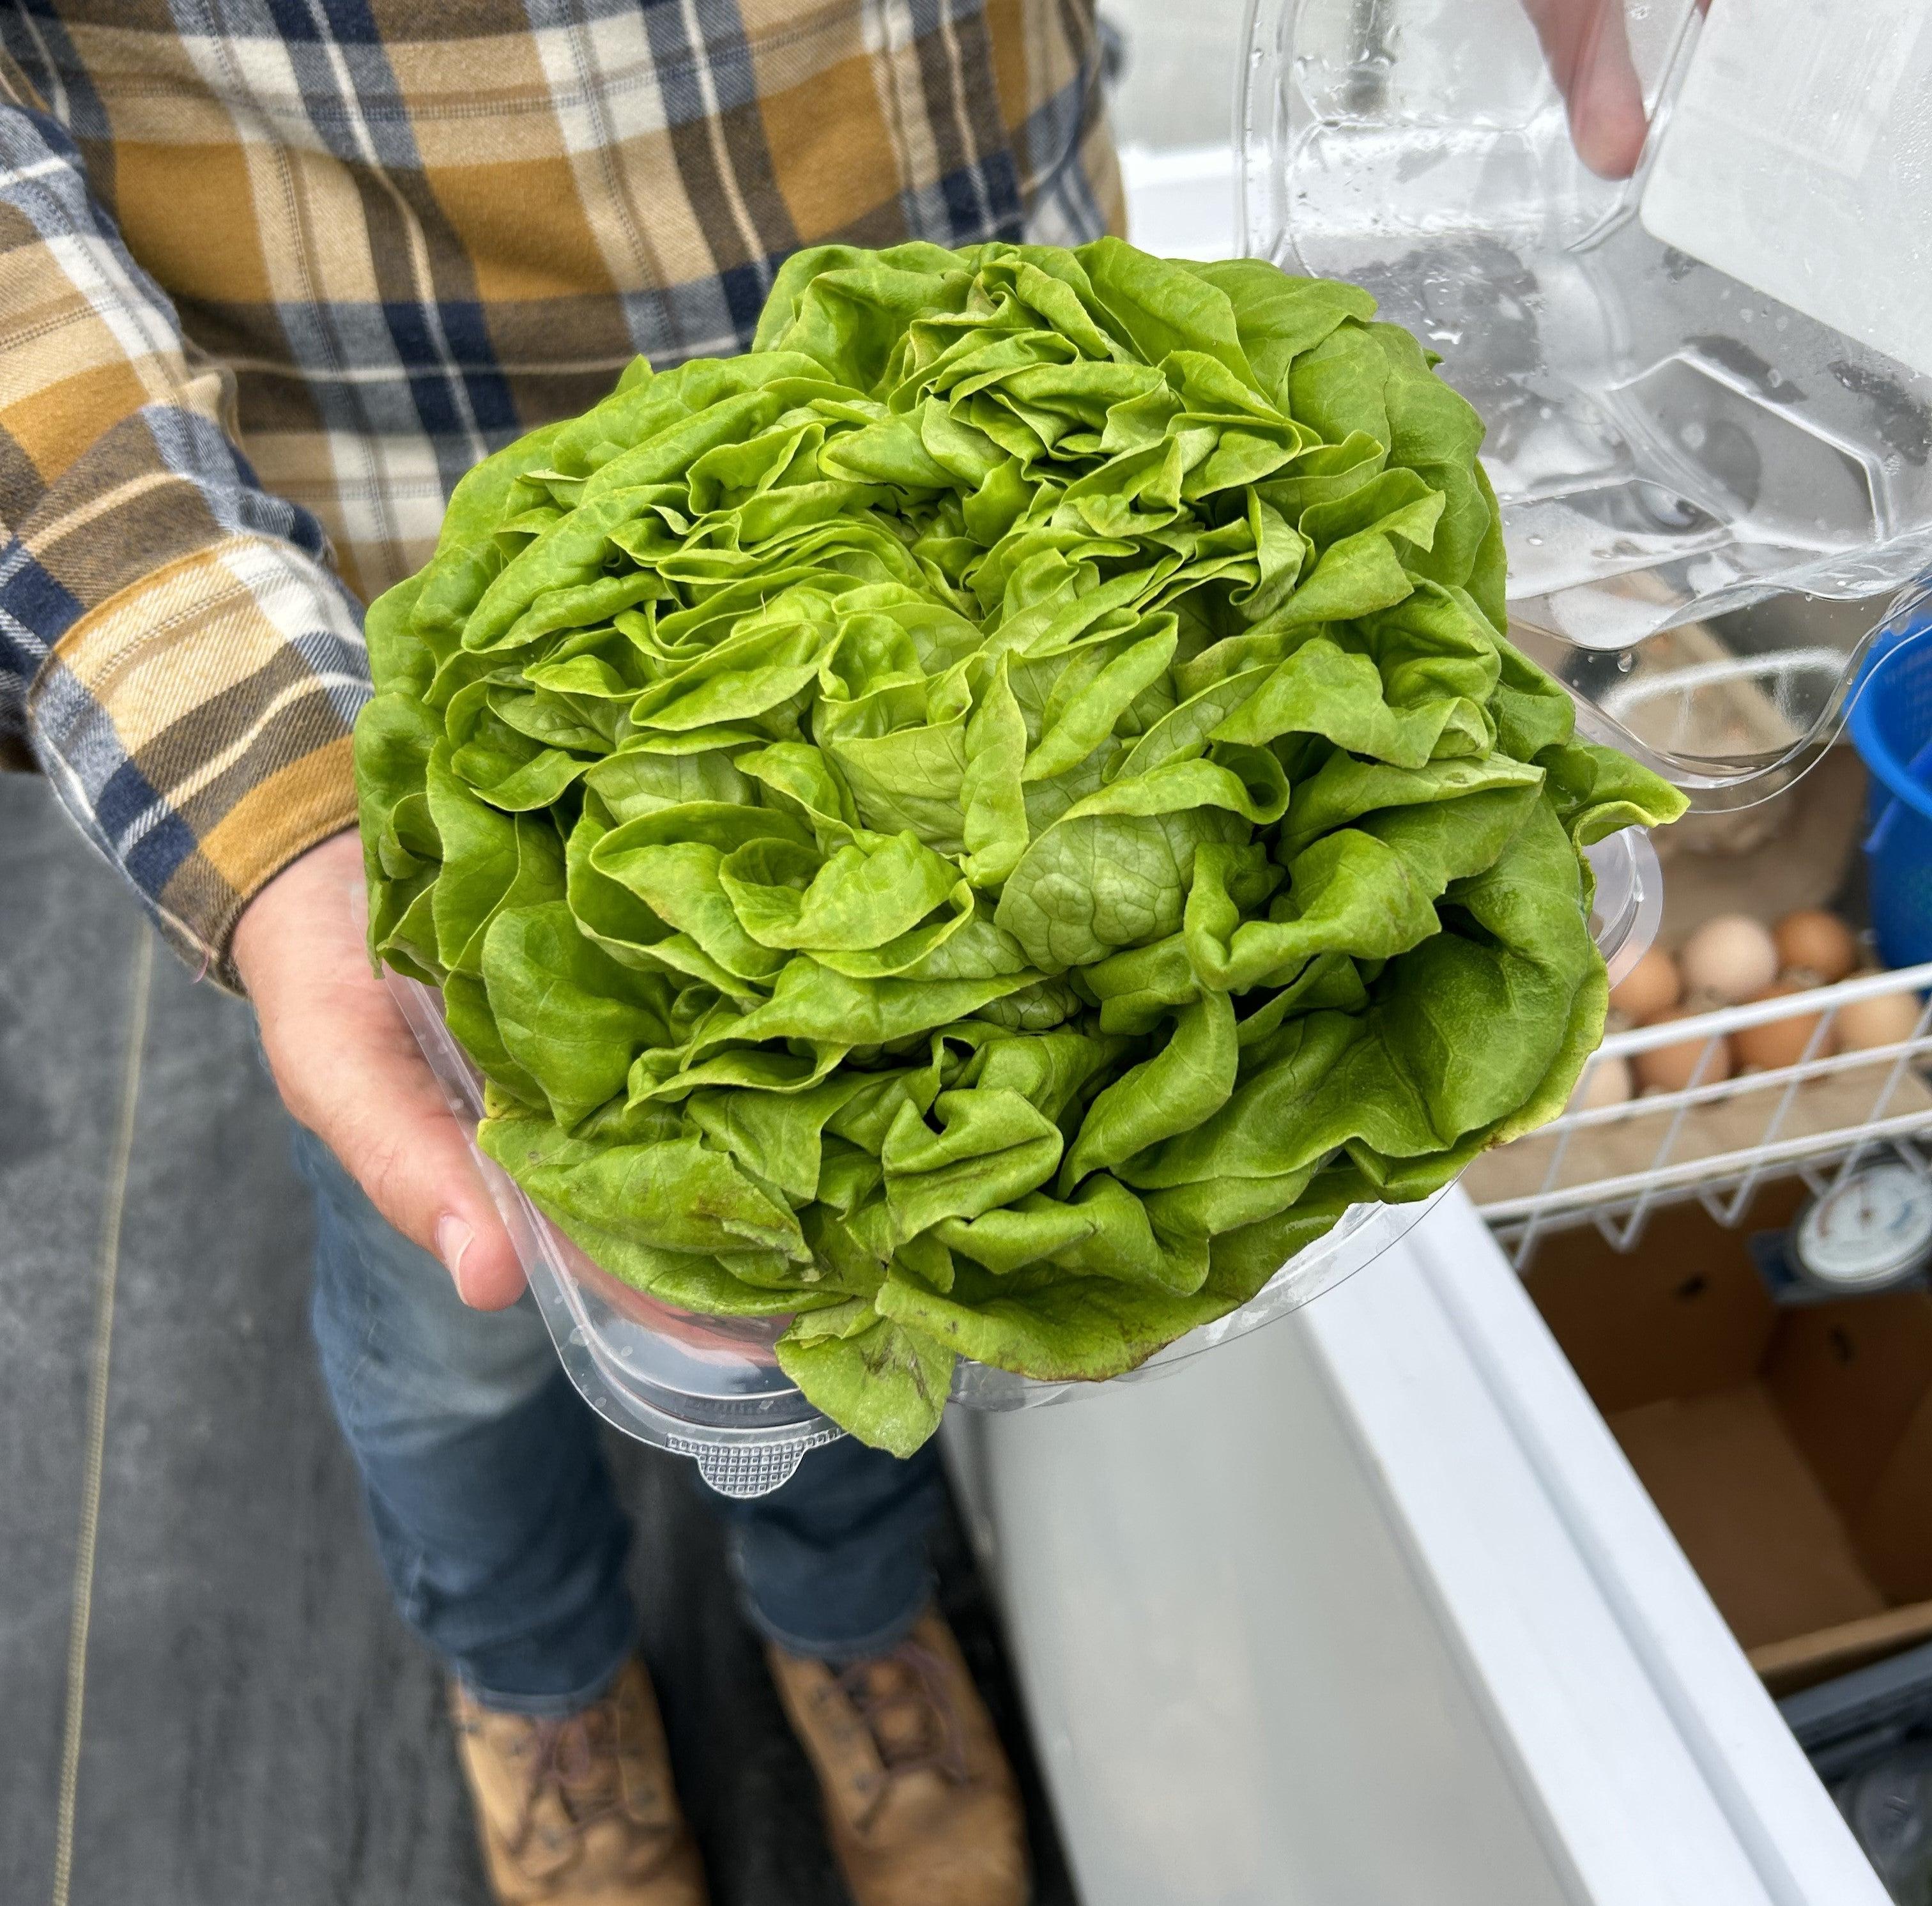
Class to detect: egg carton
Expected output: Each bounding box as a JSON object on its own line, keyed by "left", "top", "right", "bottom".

{"left": 1468, "top": 963, "right": 1932, "bottom": 1268}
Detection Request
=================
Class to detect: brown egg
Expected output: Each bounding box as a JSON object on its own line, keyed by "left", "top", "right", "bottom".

{"left": 1680, "top": 914, "right": 1780, "bottom": 1004}
{"left": 1568, "top": 1053, "right": 1634, "bottom": 1111}
{"left": 1608, "top": 947, "right": 1682, "bottom": 1024}
{"left": 1773, "top": 909, "right": 1859, "bottom": 985}
{"left": 1835, "top": 989, "right": 1926, "bottom": 1051}
{"left": 1633, "top": 1008, "right": 1733, "bottom": 1093}
{"left": 1729, "top": 981, "right": 1839, "bottom": 1072}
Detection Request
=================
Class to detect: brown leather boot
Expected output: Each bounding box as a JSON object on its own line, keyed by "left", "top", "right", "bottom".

{"left": 766, "top": 1608, "right": 1029, "bottom": 1906}
{"left": 448, "top": 1658, "right": 709, "bottom": 1906}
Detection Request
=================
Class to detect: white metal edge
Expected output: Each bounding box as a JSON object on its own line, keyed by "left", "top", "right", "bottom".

{"left": 1298, "top": 1194, "right": 1885, "bottom": 1906}
{"left": 1479, "top": 1111, "right": 1932, "bottom": 1225}
{"left": 1603, "top": 964, "right": 1932, "bottom": 1055}
{"left": 1407, "top": 1196, "right": 1890, "bottom": 1906}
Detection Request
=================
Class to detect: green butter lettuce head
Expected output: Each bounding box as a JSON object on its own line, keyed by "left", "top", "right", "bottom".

{"left": 354, "top": 238, "right": 1685, "bottom": 1456}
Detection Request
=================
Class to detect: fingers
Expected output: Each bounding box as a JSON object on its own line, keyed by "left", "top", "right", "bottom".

{"left": 1522, "top": 0, "right": 1651, "bottom": 179}
{"left": 1568, "top": 19, "right": 1649, "bottom": 180}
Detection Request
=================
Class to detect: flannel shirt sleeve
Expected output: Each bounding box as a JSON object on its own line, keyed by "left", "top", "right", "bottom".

{"left": 0, "top": 79, "right": 369, "bottom": 985}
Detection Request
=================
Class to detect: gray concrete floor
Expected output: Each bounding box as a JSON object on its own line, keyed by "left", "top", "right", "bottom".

{"left": 0, "top": 773, "right": 1072, "bottom": 1906}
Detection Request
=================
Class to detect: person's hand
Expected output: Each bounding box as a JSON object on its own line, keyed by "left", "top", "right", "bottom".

{"left": 1521, "top": 0, "right": 1652, "bottom": 179}
{"left": 232, "top": 831, "right": 526, "bottom": 1310}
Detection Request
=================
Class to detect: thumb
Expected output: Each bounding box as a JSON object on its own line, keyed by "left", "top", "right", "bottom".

{"left": 326, "top": 1082, "right": 532, "bottom": 1311}
{"left": 234, "top": 831, "right": 531, "bottom": 1312}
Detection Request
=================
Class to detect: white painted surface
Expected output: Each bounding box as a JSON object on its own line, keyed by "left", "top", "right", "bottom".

{"left": 946, "top": 1279, "right": 1573, "bottom": 1906}
{"left": 1118, "top": 146, "right": 1239, "bottom": 259}
{"left": 946, "top": 1194, "right": 1889, "bottom": 1905}
{"left": 1100, "top": 0, "right": 1244, "bottom": 153}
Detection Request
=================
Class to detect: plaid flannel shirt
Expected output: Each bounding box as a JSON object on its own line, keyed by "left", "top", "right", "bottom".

{"left": 0, "top": 0, "right": 1121, "bottom": 981}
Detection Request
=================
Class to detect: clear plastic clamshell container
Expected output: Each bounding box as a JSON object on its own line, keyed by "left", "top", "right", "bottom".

{"left": 1239, "top": 0, "right": 1932, "bottom": 808}
{"left": 389, "top": 833, "right": 1657, "bottom": 1497}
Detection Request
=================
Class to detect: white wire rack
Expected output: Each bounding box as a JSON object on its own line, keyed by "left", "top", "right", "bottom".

{"left": 1471, "top": 962, "right": 1932, "bottom": 1268}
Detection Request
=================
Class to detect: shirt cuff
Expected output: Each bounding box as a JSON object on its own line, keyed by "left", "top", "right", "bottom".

{"left": 27, "top": 534, "right": 370, "bottom": 988}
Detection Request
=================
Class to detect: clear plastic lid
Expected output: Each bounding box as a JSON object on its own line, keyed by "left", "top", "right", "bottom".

{"left": 387, "top": 830, "right": 1659, "bottom": 1496}
{"left": 1239, "top": 0, "right": 1932, "bottom": 806}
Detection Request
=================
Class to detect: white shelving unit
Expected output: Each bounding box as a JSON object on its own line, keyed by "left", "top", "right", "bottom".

{"left": 1471, "top": 965, "right": 1932, "bottom": 1268}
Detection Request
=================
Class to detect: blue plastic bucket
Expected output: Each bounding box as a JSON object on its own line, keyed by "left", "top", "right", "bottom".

{"left": 1850, "top": 621, "right": 1932, "bottom": 967}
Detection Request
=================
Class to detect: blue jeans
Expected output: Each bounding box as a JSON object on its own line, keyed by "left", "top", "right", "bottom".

{"left": 295, "top": 1131, "right": 944, "bottom": 1716}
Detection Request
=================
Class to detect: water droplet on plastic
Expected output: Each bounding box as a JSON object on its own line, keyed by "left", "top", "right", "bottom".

{"left": 1526, "top": 534, "right": 1544, "bottom": 546}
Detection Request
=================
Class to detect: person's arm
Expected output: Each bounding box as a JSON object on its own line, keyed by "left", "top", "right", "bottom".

{"left": 0, "top": 86, "right": 365, "bottom": 967}
{"left": 0, "top": 72, "right": 523, "bottom": 1307}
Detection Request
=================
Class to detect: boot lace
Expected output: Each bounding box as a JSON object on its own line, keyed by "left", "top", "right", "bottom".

{"left": 835, "top": 1636, "right": 970, "bottom": 1788}
{"left": 506, "top": 1700, "right": 627, "bottom": 1850}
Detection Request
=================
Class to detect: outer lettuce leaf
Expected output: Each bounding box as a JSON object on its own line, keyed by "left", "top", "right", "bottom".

{"left": 775, "top": 1312, "right": 956, "bottom": 1461}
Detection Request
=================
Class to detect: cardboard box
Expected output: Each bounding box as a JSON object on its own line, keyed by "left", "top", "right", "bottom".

{"left": 1526, "top": 1185, "right": 1932, "bottom": 1695}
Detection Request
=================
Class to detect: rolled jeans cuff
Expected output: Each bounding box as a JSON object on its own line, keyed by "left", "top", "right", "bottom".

{"left": 738, "top": 1574, "right": 933, "bottom": 1665}
{"left": 460, "top": 1636, "right": 638, "bottom": 1719}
